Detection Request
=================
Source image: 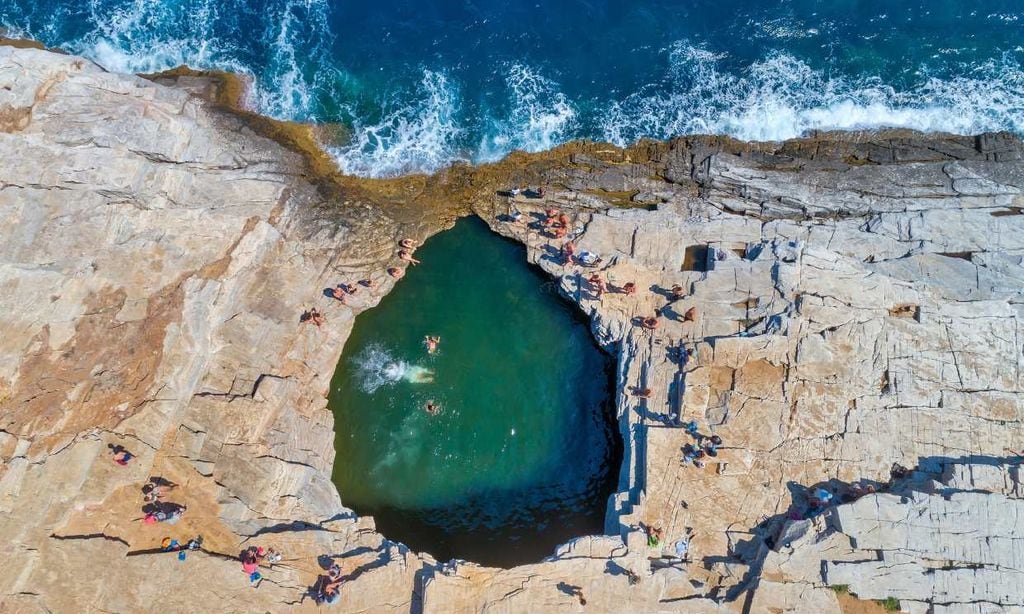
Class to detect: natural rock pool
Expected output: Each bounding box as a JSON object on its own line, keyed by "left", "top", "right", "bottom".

{"left": 329, "top": 217, "right": 621, "bottom": 566}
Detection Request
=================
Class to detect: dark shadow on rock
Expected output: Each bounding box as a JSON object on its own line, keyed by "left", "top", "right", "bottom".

{"left": 717, "top": 452, "right": 1023, "bottom": 607}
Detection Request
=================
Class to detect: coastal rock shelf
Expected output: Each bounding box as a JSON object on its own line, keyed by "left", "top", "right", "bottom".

{"left": 0, "top": 45, "right": 1022, "bottom": 613}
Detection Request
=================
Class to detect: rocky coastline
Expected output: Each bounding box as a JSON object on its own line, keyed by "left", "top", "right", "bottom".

{"left": 1, "top": 45, "right": 1023, "bottom": 613}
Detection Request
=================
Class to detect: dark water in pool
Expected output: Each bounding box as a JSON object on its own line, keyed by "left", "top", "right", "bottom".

{"left": 327, "top": 217, "right": 621, "bottom": 566}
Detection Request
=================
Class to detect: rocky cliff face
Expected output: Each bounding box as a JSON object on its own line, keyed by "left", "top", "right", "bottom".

{"left": 1, "top": 46, "right": 1022, "bottom": 613}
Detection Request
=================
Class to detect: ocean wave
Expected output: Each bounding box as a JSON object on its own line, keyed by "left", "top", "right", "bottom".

{"left": 13, "top": 0, "right": 336, "bottom": 121}
{"left": 330, "top": 69, "right": 464, "bottom": 177}
{"left": 3, "top": 2, "right": 1024, "bottom": 178}
{"left": 600, "top": 43, "right": 1024, "bottom": 145}
{"left": 476, "top": 64, "right": 577, "bottom": 163}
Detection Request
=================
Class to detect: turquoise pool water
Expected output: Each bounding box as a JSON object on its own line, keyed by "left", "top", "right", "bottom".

{"left": 328, "top": 217, "right": 620, "bottom": 566}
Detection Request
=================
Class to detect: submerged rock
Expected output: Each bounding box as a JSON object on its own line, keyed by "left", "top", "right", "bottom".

{"left": 0, "top": 44, "right": 1022, "bottom": 612}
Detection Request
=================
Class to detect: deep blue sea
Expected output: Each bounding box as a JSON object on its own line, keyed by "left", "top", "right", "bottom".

{"left": 3, "top": 1, "right": 1022, "bottom": 177}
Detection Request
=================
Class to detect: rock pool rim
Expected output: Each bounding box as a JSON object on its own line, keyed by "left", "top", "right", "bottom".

{"left": 328, "top": 215, "right": 624, "bottom": 568}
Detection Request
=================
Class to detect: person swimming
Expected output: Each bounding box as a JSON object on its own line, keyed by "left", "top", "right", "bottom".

{"left": 383, "top": 361, "right": 434, "bottom": 384}
{"left": 425, "top": 400, "right": 441, "bottom": 415}
{"left": 424, "top": 335, "right": 440, "bottom": 354}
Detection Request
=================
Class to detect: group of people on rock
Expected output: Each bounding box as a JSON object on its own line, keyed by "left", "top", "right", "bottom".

{"left": 312, "top": 560, "right": 346, "bottom": 604}
{"left": 304, "top": 237, "right": 422, "bottom": 328}
{"left": 680, "top": 420, "right": 724, "bottom": 469}
{"left": 543, "top": 208, "right": 572, "bottom": 239}
{"left": 141, "top": 477, "right": 188, "bottom": 525}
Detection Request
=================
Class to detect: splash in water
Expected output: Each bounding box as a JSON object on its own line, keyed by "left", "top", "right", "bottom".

{"left": 351, "top": 343, "right": 434, "bottom": 393}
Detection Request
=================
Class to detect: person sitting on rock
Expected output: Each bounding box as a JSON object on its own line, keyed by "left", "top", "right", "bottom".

{"left": 562, "top": 241, "right": 576, "bottom": 264}
{"left": 142, "top": 482, "right": 173, "bottom": 503}
{"left": 692, "top": 449, "right": 707, "bottom": 469}
{"left": 399, "top": 250, "right": 420, "bottom": 265}
{"left": 302, "top": 308, "right": 325, "bottom": 328}
{"left": 241, "top": 546, "right": 262, "bottom": 577}
{"left": 809, "top": 487, "right": 834, "bottom": 509}
{"left": 387, "top": 267, "right": 404, "bottom": 279}
{"left": 588, "top": 273, "right": 607, "bottom": 298}
{"left": 331, "top": 286, "right": 347, "bottom": 303}
{"left": 632, "top": 387, "right": 652, "bottom": 399}
{"left": 704, "top": 434, "right": 723, "bottom": 457}
{"left": 319, "top": 576, "right": 343, "bottom": 605}
{"left": 640, "top": 316, "right": 659, "bottom": 330}
{"left": 671, "top": 284, "right": 685, "bottom": 300}
{"left": 622, "top": 282, "right": 637, "bottom": 295}
{"left": 643, "top": 523, "right": 663, "bottom": 548}
{"left": 683, "top": 306, "right": 697, "bottom": 322}
{"left": 399, "top": 238, "right": 417, "bottom": 249}
{"left": 359, "top": 278, "right": 378, "bottom": 289}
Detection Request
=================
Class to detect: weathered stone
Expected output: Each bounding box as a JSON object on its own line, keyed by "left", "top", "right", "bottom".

{"left": 1, "top": 45, "right": 1023, "bottom": 613}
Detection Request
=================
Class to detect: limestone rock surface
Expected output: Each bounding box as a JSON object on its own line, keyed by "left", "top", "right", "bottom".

{"left": 1, "top": 45, "right": 1023, "bottom": 613}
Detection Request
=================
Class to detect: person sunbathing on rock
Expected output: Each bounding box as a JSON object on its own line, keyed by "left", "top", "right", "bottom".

{"left": 632, "top": 387, "right": 652, "bottom": 399}
{"left": 641, "top": 316, "right": 659, "bottom": 330}
{"left": 108, "top": 443, "right": 134, "bottom": 466}
{"left": 387, "top": 267, "right": 405, "bottom": 279}
{"left": 622, "top": 282, "right": 637, "bottom": 295}
{"left": 302, "top": 308, "right": 325, "bottom": 327}
{"left": 331, "top": 286, "right": 347, "bottom": 302}
{"left": 399, "top": 238, "right": 418, "bottom": 249}
{"left": 399, "top": 250, "right": 421, "bottom": 265}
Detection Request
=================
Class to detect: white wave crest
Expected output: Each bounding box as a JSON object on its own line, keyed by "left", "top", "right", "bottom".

{"left": 330, "top": 69, "right": 463, "bottom": 178}
{"left": 477, "top": 64, "right": 577, "bottom": 162}
{"left": 55, "top": 0, "right": 333, "bottom": 121}
{"left": 601, "top": 43, "right": 1024, "bottom": 145}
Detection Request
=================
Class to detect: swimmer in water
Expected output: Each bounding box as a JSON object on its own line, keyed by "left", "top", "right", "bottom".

{"left": 424, "top": 335, "right": 440, "bottom": 354}
{"left": 425, "top": 401, "right": 441, "bottom": 415}
{"left": 408, "top": 367, "right": 434, "bottom": 383}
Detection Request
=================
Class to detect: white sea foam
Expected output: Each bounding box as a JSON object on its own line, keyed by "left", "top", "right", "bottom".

{"left": 352, "top": 343, "right": 434, "bottom": 393}
{"left": 600, "top": 43, "right": 1024, "bottom": 145}
{"left": 330, "top": 69, "right": 464, "bottom": 177}
{"left": 4, "top": 3, "right": 1024, "bottom": 179}
{"left": 476, "top": 64, "right": 577, "bottom": 162}
{"left": 65, "top": 0, "right": 333, "bottom": 120}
